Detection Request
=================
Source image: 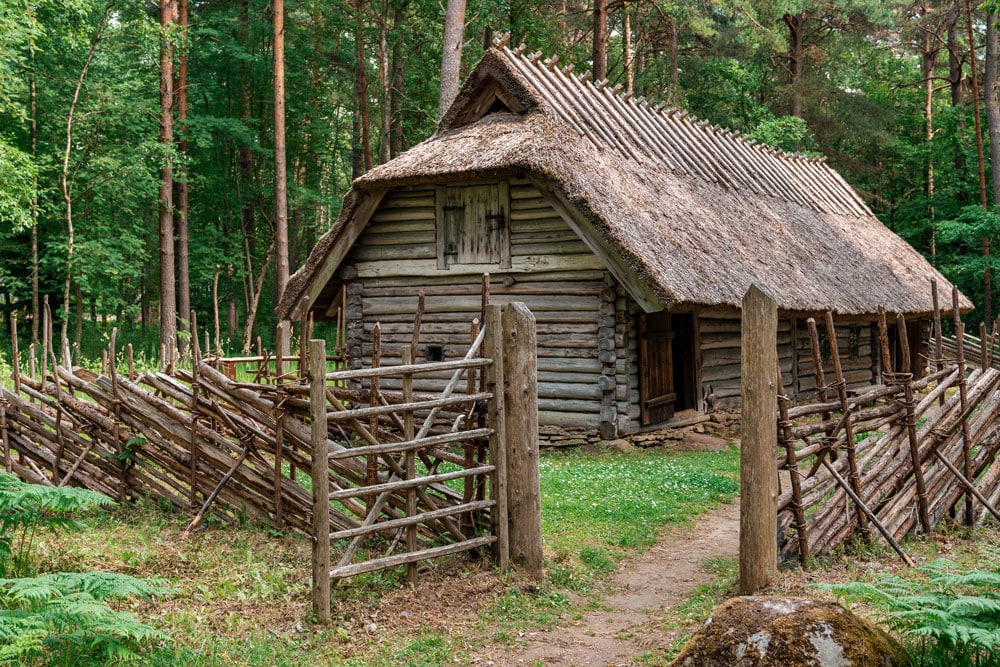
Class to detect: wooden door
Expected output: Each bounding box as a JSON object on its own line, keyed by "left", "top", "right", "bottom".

{"left": 639, "top": 312, "right": 677, "bottom": 425}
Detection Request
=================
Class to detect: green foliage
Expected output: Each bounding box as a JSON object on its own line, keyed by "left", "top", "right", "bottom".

{"left": 0, "top": 472, "right": 171, "bottom": 665}
{"left": 0, "top": 571, "right": 170, "bottom": 665}
{"left": 819, "top": 559, "right": 1000, "bottom": 666}
{"left": 0, "top": 471, "right": 115, "bottom": 577}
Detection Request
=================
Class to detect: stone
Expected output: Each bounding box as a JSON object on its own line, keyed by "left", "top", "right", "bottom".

{"left": 668, "top": 596, "right": 908, "bottom": 667}
{"left": 679, "top": 432, "right": 730, "bottom": 451}
{"left": 602, "top": 438, "right": 636, "bottom": 452}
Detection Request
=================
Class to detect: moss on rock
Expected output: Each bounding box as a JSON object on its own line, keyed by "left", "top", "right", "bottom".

{"left": 668, "top": 596, "right": 907, "bottom": 666}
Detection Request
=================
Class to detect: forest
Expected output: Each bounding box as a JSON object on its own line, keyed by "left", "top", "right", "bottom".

{"left": 2, "top": 0, "right": 1000, "bottom": 362}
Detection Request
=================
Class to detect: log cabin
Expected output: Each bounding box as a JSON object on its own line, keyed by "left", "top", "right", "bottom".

{"left": 277, "top": 43, "right": 971, "bottom": 442}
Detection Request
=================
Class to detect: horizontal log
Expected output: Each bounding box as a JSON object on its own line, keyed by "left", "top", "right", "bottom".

{"left": 329, "top": 500, "right": 494, "bottom": 541}
{"left": 354, "top": 254, "right": 604, "bottom": 278}
{"left": 361, "top": 280, "right": 605, "bottom": 298}
{"left": 537, "top": 398, "right": 601, "bottom": 413}
{"left": 537, "top": 410, "right": 600, "bottom": 428}
{"left": 351, "top": 244, "right": 436, "bottom": 262}
{"left": 368, "top": 206, "right": 435, "bottom": 222}
{"left": 358, "top": 231, "right": 435, "bottom": 247}
{"left": 378, "top": 196, "right": 435, "bottom": 210}
{"left": 511, "top": 241, "right": 592, "bottom": 256}
{"left": 362, "top": 294, "right": 600, "bottom": 315}
{"left": 362, "top": 269, "right": 607, "bottom": 289}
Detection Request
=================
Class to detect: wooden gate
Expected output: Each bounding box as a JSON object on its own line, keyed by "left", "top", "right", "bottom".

{"left": 309, "top": 302, "right": 540, "bottom": 621}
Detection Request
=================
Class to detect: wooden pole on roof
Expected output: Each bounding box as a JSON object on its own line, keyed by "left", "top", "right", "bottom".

{"left": 739, "top": 284, "right": 778, "bottom": 594}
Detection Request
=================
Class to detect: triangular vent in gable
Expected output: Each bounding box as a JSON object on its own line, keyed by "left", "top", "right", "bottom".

{"left": 450, "top": 76, "right": 527, "bottom": 127}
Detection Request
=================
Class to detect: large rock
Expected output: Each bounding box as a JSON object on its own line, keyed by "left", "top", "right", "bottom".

{"left": 669, "top": 596, "right": 907, "bottom": 667}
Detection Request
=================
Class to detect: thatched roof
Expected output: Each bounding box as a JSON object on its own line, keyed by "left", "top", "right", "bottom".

{"left": 278, "top": 44, "right": 970, "bottom": 321}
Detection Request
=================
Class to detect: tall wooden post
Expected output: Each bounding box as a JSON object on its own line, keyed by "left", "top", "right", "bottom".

{"left": 739, "top": 285, "right": 778, "bottom": 594}
{"left": 503, "top": 302, "right": 543, "bottom": 579}
{"left": 310, "top": 339, "right": 330, "bottom": 623}
{"left": 483, "top": 304, "right": 510, "bottom": 569}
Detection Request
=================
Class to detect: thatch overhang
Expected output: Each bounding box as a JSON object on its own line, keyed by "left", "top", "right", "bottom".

{"left": 277, "top": 45, "right": 971, "bottom": 322}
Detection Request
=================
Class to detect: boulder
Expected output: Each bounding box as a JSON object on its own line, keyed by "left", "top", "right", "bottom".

{"left": 669, "top": 596, "right": 907, "bottom": 667}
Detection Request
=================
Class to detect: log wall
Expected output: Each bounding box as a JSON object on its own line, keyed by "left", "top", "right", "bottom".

{"left": 343, "top": 180, "right": 606, "bottom": 430}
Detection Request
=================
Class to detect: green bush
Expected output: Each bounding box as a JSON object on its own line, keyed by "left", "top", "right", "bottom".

{"left": 820, "top": 559, "right": 1000, "bottom": 667}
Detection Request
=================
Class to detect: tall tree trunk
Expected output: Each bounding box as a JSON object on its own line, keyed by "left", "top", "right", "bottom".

{"left": 238, "top": 0, "right": 255, "bottom": 321}
{"left": 378, "top": 0, "right": 391, "bottom": 164}
{"left": 669, "top": 17, "right": 680, "bottom": 106}
{"left": 353, "top": 0, "right": 373, "bottom": 178}
{"left": 921, "top": 15, "right": 942, "bottom": 263}
{"left": 592, "top": 0, "right": 607, "bottom": 82}
{"left": 439, "top": 0, "right": 467, "bottom": 119}
{"left": 60, "top": 4, "right": 110, "bottom": 363}
{"left": 176, "top": 0, "right": 191, "bottom": 359}
{"left": 987, "top": 14, "right": 1000, "bottom": 204}
{"left": 783, "top": 12, "right": 806, "bottom": 119}
{"left": 73, "top": 282, "right": 82, "bottom": 357}
{"left": 159, "top": 0, "right": 177, "bottom": 364}
{"left": 29, "top": 42, "right": 39, "bottom": 348}
{"left": 947, "top": 0, "right": 967, "bottom": 185}
{"left": 965, "top": 0, "right": 990, "bottom": 324}
{"left": 274, "top": 0, "right": 289, "bottom": 300}
{"left": 624, "top": 7, "right": 633, "bottom": 94}
{"left": 389, "top": 2, "right": 406, "bottom": 157}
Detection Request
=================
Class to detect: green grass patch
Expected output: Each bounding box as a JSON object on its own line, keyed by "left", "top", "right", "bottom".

{"left": 540, "top": 448, "right": 739, "bottom": 554}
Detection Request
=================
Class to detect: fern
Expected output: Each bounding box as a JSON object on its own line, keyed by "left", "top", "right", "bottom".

{"left": 0, "top": 470, "right": 114, "bottom": 577}
{"left": 819, "top": 559, "right": 1000, "bottom": 667}
{"left": 0, "top": 473, "right": 173, "bottom": 665}
{"left": 0, "top": 572, "right": 172, "bottom": 665}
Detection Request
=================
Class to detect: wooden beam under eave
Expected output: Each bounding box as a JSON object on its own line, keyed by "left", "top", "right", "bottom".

{"left": 291, "top": 187, "right": 388, "bottom": 322}
{"left": 528, "top": 177, "right": 662, "bottom": 313}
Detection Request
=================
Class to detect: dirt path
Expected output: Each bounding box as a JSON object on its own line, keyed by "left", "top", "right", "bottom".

{"left": 477, "top": 501, "right": 740, "bottom": 666}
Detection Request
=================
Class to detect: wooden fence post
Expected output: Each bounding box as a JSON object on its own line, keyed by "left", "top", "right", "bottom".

{"left": 310, "top": 338, "right": 330, "bottom": 623}
{"left": 502, "top": 302, "right": 543, "bottom": 579}
{"left": 739, "top": 284, "right": 778, "bottom": 595}
{"left": 483, "top": 304, "right": 510, "bottom": 570}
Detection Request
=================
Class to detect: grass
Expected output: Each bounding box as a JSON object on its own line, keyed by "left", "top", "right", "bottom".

{"left": 15, "top": 445, "right": 739, "bottom": 665}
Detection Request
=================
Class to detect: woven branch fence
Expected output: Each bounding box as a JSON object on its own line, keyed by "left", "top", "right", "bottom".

{"left": 777, "top": 292, "right": 1000, "bottom": 565}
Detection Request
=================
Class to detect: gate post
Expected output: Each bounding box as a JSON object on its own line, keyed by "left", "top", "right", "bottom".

{"left": 310, "top": 338, "right": 330, "bottom": 623}
{"left": 503, "top": 302, "right": 543, "bottom": 579}
{"left": 483, "top": 304, "right": 510, "bottom": 569}
{"left": 739, "top": 285, "right": 778, "bottom": 595}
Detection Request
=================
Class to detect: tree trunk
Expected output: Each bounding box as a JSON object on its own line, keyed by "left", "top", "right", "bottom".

{"left": 176, "top": 0, "right": 191, "bottom": 360}
{"left": 238, "top": 0, "right": 255, "bottom": 322}
{"left": 378, "top": 0, "right": 391, "bottom": 164}
{"left": 353, "top": 0, "right": 373, "bottom": 178}
{"left": 965, "top": 0, "right": 990, "bottom": 324}
{"left": 592, "top": 0, "right": 607, "bottom": 82}
{"left": 159, "top": 0, "right": 177, "bottom": 364}
{"left": 921, "top": 20, "right": 940, "bottom": 262}
{"left": 987, "top": 13, "right": 1000, "bottom": 204}
{"left": 783, "top": 12, "right": 806, "bottom": 119}
{"left": 624, "top": 8, "right": 633, "bottom": 94}
{"left": 274, "top": 0, "right": 289, "bottom": 303}
{"left": 60, "top": 4, "right": 110, "bottom": 363}
{"left": 947, "top": 1, "right": 967, "bottom": 184}
{"left": 30, "top": 42, "right": 39, "bottom": 349}
{"left": 439, "top": 0, "right": 467, "bottom": 120}
{"left": 669, "top": 17, "right": 680, "bottom": 106}
{"left": 389, "top": 2, "right": 406, "bottom": 157}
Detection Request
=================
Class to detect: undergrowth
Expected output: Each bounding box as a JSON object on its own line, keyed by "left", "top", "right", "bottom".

{"left": 0, "top": 472, "right": 171, "bottom": 665}
{"left": 820, "top": 558, "right": 1000, "bottom": 667}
